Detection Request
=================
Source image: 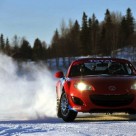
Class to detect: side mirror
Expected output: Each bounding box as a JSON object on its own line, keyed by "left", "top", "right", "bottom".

{"left": 55, "top": 71, "right": 64, "bottom": 78}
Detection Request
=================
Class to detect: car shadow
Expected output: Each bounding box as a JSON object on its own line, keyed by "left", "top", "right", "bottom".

{"left": 75, "top": 113, "right": 136, "bottom": 123}
{"left": 0, "top": 114, "right": 136, "bottom": 124}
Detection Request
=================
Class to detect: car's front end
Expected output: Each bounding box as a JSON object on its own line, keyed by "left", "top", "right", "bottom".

{"left": 65, "top": 75, "right": 136, "bottom": 114}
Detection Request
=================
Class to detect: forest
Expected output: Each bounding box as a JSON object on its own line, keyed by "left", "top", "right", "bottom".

{"left": 0, "top": 8, "right": 136, "bottom": 62}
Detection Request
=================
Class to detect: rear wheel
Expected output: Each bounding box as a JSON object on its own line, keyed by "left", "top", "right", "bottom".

{"left": 59, "top": 92, "right": 77, "bottom": 122}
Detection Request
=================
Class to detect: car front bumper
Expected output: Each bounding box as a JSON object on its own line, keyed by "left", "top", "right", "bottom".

{"left": 68, "top": 92, "right": 136, "bottom": 113}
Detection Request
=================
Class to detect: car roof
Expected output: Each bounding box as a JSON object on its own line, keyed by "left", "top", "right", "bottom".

{"left": 71, "top": 58, "right": 130, "bottom": 66}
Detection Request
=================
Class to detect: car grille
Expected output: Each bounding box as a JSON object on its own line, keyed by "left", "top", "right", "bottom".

{"left": 90, "top": 94, "right": 134, "bottom": 107}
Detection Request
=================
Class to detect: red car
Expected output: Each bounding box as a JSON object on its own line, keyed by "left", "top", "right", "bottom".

{"left": 55, "top": 58, "right": 136, "bottom": 122}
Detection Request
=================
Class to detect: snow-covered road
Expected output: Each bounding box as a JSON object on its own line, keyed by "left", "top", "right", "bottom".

{"left": 0, "top": 116, "right": 136, "bottom": 136}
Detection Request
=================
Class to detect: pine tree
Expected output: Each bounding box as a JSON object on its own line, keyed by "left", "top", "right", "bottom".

{"left": 51, "top": 29, "right": 60, "bottom": 67}
{"left": 91, "top": 14, "right": 99, "bottom": 56}
{"left": 51, "top": 29, "right": 60, "bottom": 58}
{"left": 0, "top": 34, "right": 5, "bottom": 52}
{"left": 80, "top": 12, "right": 89, "bottom": 55}
{"left": 33, "top": 38, "right": 43, "bottom": 61}
{"left": 42, "top": 41, "right": 47, "bottom": 60}
{"left": 120, "top": 8, "right": 135, "bottom": 47}
{"left": 68, "top": 20, "right": 80, "bottom": 56}
{"left": 5, "top": 38, "right": 11, "bottom": 55}
{"left": 126, "top": 8, "right": 134, "bottom": 36}
{"left": 72, "top": 20, "right": 80, "bottom": 56}
{"left": 88, "top": 17, "right": 92, "bottom": 55}
{"left": 20, "top": 39, "right": 32, "bottom": 60}
{"left": 103, "top": 9, "right": 113, "bottom": 55}
{"left": 12, "top": 35, "right": 20, "bottom": 56}
{"left": 120, "top": 16, "right": 127, "bottom": 47}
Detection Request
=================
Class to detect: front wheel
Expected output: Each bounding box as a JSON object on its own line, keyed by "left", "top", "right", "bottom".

{"left": 59, "top": 92, "right": 77, "bottom": 122}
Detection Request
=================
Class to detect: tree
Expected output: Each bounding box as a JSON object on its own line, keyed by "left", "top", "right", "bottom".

{"left": 0, "top": 34, "right": 5, "bottom": 51}
{"left": 5, "top": 38, "right": 11, "bottom": 55}
{"left": 120, "top": 8, "right": 135, "bottom": 47}
{"left": 70, "top": 20, "right": 81, "bottom": 56}
{"left": 101, "top": 9, "right": 113, "bottom": 55}
{"left": 88, "top": 17, "right": 92, "bottom": 55}
{"left": 91, "top": 14, "right": 100, "bottom": 56}
{"left": 126, "top": 8, "right": 134, "bottom": 35}
{"left": 12, "top": 35, "right": 20, "bottom": 47}
{"left": 12, "top": 35, "right": 20, "bottom": 56}
{"left": 120, "top": 16, "right": 127, "bottom": 47}
{"left": 42, "top": 41, "right": 47, "bottom": 60}
{"left": 111, "top": 12, "right": 122, "bottom": 49}
{"left": 60, "top": 19, "right": 68, "bottom": 38}
{"left": 80, "top": 12, "right": 89, "bottom": 55}
{"left": 20, "top": 38, "right": 32, "bottom": 60}
{"left": 51, "top": 29, "right": 60, "bottom": 67}
{"left": 33, "top": 38, "right": 44, "bottom": 61}
{"left": 125, "top": 8, "right": 135, "bottom": 45}
{"left": 51, "top": 29, "right": 60, "bottom": 58}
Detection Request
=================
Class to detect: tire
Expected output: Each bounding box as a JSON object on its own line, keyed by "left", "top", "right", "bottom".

{"left": 59, "top": 92, "right": 77, "bottom": 122}
{"left": 56, "top": 97, "right": 61, "bottom": 118}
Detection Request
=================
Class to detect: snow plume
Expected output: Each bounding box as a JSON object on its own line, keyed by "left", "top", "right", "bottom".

{"left": 0, "top": 53, "right": 57, "bottom": 120}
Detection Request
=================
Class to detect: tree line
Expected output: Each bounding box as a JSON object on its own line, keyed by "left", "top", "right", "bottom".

{"left": 0, "top": 35, "right": 47, "bottom": 61}
{"left": 0, "top": 8, "right": 136, "bottom": 61}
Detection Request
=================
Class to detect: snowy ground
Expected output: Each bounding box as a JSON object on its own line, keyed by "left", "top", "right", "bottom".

{"left": 0, "top": 54, "right": 136, "bottom": 135}
{"left": 0, "top": 115, "right": 136, "bottom": 136}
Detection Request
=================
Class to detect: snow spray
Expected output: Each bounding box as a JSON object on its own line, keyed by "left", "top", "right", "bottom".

{"left": 0, "top": 53, "right": 56, "bottom": 120}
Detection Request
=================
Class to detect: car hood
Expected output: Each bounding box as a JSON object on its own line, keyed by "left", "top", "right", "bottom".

{"left": 69, "top": 75, "right": 136, "bottom": 94}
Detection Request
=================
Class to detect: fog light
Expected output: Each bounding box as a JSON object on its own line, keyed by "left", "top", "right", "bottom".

{"left": 71, "top": 96, "right": 84, "bottom": 105}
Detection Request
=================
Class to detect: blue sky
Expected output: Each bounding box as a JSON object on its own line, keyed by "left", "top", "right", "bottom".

{"left": 0, "top": 0, "right": 136, "bottom": 46}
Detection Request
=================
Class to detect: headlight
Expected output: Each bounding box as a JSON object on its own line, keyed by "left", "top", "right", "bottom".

{"left": 74, "top": 82, "right": 94, "bottom": 91}
{"left": 131, "top": 84, "right": 136, "bottom": 90}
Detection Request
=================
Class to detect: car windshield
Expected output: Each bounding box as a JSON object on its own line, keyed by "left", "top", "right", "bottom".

{"left": 69, "top": 60, "right": 135, "bottom": 77}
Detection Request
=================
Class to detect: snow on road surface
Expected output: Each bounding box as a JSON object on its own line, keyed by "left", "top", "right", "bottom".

{"left": 0, "top": 117, "right": 136, "bottom": 136}
{"left": 0, "top": 54, "right": 136, "bottom": 135}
